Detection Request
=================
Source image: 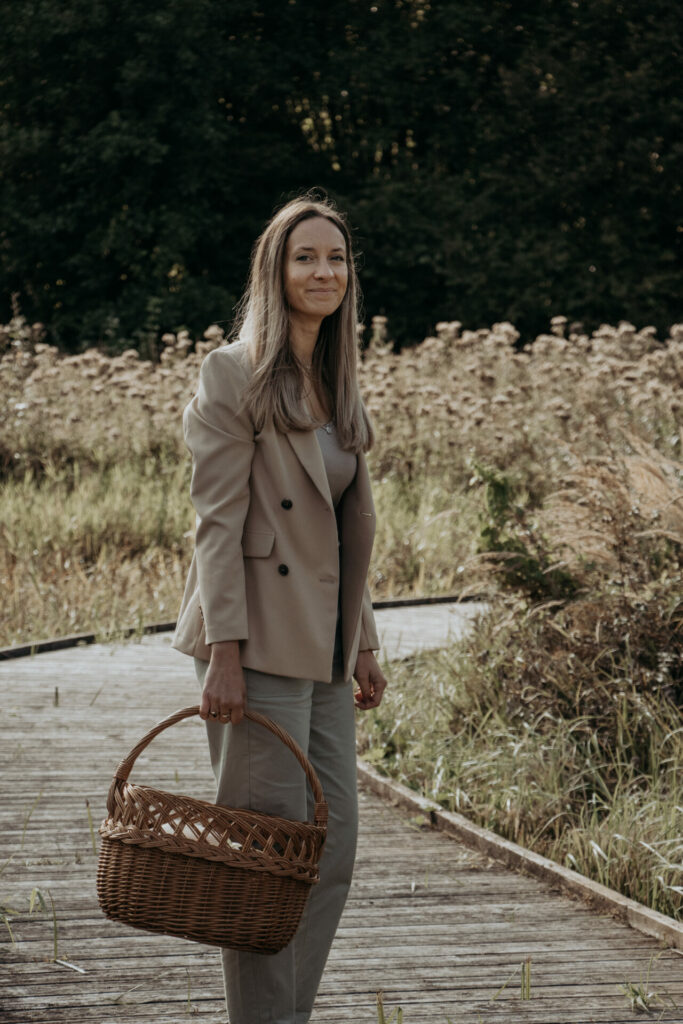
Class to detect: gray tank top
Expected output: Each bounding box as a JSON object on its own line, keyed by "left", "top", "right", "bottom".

{"left": 316, "top": 422, "right": 357, "bottom": 507}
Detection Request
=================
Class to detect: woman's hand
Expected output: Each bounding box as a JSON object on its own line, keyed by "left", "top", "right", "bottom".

{"left": 200, "top": 640, "right": 247, "bottom": 725}
{"left": 353, "top": 650, "right": 387, "bottom": 710}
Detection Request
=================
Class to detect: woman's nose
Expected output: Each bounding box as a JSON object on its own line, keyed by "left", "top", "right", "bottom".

{"left": 313, "top": 261, "right": 334, "bottom": 278}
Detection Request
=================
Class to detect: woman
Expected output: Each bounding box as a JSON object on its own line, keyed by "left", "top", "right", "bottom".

{"left": 172, "top": 193, "right": 388, "bottom": 1024}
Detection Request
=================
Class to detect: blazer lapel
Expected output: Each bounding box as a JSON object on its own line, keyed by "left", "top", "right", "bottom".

{"left": 286, "top": 430, "right": 333, "bottom": 508}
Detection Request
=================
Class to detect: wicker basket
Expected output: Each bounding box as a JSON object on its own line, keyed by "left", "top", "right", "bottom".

{"left": 97, "top": 705, "right": 328, "bottom": 954}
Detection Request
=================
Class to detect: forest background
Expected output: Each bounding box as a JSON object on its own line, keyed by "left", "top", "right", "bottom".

{"left": 1, "top": 0, "right": 682, "bottom": 925}
{"left": 1, "top": 0, "right": 681, "bottom": 350}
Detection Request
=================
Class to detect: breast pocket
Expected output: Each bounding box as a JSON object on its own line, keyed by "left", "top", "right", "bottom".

{"left": 241, "top": 530, "right": 275, "bottom": 557}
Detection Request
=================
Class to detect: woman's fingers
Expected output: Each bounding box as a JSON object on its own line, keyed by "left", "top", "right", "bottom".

{"left": 199, "top": 660, "right": 247, "bottom": 724}
{"left": 353, "top": 662, "right": 371, "bottom": 707}
{"left": 353, "top": 651, "right": 388, "bottom": 710}
{"left": 201, "top": 693, "right": 245, "bottom": 724}
{"left": 354, "top": 664, "right": 388, "bottom": 710}
{"left": 199, "top": 689, "right": 212, "bottom": 720}
{"left": 226, "top": 700, "right": 244, "bottom": 726}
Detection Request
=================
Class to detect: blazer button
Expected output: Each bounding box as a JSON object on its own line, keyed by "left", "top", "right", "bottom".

{"left": 278, "top": 564, "right": 289, "bottom": 576}
{"left": 281, "top": 498, "right": 293, "bottom": 510}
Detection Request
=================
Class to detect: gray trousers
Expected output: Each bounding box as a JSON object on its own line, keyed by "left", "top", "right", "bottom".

{"left": 194, "top": 657, "right": 358, "bottom": 1024}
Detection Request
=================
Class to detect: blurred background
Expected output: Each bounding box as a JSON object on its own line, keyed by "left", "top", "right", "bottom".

{"left": 1, "top": 0, "right": 681, "bottom": 352}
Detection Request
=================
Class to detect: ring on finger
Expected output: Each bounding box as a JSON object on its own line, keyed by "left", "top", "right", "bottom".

{"left": 209, "top": 710, "right": 218, "bottom": 718}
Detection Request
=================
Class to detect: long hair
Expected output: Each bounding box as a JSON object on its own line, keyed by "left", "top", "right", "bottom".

{"left": 233, "top": 193, "right": 374, "bottom": 453}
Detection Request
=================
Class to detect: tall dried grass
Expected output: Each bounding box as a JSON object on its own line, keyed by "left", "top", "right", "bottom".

{"left": 2, "top": 314, "right": 682, "bottom": 645}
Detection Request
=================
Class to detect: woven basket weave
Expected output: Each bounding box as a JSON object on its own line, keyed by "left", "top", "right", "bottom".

{"left": 97, "top": 705, "right": 328, "bottom": 954}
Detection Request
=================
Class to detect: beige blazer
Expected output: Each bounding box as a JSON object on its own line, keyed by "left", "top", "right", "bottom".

{"left": 172, "top": 341, "right": 380, "bottom": 683}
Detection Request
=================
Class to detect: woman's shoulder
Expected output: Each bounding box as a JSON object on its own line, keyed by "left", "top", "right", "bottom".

{"left": 191, "top": 341, "right": 257, "bottom": 431}
{"left": 200, "top": 339, "right": 253, "bottom": 382}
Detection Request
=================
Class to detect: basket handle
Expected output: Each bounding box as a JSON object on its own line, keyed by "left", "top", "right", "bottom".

{"left": 108, "top": 705, "right": 328, "bottom": 828}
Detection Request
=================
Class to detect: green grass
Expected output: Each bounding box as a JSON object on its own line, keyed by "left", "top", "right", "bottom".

{"left": 371, "top": 474, "right": 486, "bottom": 598}
{"left": 0, "top": 456, "right": 192, "bottom": 647}
{"left": 0, "top": 454, "right": 490, "bottom": 648}
{"left": 358, "top": 608, "right": 683, "bottom": 921}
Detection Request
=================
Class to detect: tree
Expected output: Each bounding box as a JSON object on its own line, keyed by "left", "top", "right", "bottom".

{"left": 1, "top": 0, "right": 680, "bottom": 350}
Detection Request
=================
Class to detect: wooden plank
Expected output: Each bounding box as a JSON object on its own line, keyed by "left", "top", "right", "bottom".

{"left": 357, "top": 761, "right": 683, "bottom": 952}
{"left": 2, "top": 636, "right": 683, "bottom": 1023}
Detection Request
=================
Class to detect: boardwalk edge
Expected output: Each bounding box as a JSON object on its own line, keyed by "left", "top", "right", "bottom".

{"left": 357, "top": 758, "right": 683, "bottom": 951}
{"left": 0, "top": 594, "right": 492, "bottom": 661}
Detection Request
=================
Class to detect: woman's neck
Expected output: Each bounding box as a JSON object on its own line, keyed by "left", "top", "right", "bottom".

{"left": 289, "top": 312, "right": 322, "bottom": 366}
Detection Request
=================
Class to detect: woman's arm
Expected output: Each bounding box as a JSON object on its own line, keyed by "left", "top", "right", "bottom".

{"left": 184, "top": 347, "right": 255, "bottom": 724}
{"left": 355, "top": 580, "right": 385, "bottom": 708}
{"left": 184, "top": 347, "right": 256, "bottom": 646}
{"left": 358, "top": 579, "right": 380, "bottom": 651}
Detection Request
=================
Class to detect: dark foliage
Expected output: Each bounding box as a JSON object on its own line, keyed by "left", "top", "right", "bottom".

{"left": 473, "top": 462, "right": 581, "bottom": 601}
{"left": 1, "top": 0, "right": 681, "bottom": 350}
{"left": 466, "top": 588, "right": 683, "bottom": 777}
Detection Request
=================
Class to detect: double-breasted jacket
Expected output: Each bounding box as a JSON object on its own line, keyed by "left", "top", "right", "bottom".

{"left": 172, "top": 341, "right": 379, "bottom": 683}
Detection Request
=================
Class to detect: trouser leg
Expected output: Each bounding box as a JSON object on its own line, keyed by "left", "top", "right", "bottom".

{"left": 194, "top": 658, "right": 313, "bottom": 1024}
{"left": 293, "top": 672, "right": 358, "bottom": 1022}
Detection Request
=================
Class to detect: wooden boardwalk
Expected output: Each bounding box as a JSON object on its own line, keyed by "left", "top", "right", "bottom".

{"left": 2, "top": 607, "right": 682, "bottom": 1023}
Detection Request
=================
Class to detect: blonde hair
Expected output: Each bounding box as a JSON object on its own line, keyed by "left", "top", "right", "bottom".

{"left": 233, "top": 193, "right": 374, "bottom": 453}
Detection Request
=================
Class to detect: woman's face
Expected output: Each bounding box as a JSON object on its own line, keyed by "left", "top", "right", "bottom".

{"left": 283, "top": 216, "right": 348, "bottom": 323}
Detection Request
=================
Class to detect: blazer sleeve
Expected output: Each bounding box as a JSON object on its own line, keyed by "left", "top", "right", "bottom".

{"left": 358, "top": 579, "right": 380, "bottom": 651}
{"left": 184, "top": 347, "right": 255, "bottom": 645}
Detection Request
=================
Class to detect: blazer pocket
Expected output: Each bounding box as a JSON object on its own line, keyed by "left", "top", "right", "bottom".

{"left": 242, "top": 530, "right": 275, "bottom": 558}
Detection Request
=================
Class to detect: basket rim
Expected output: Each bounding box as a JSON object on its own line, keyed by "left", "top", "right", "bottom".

{"left": 108, "top": 705, "right": 328, "bottom": 829}
{"left": 101, "top": 780, "right": 326, "bottom": 881}
{"left": 107, "top": 779, "right": 326, "bottom": 832}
